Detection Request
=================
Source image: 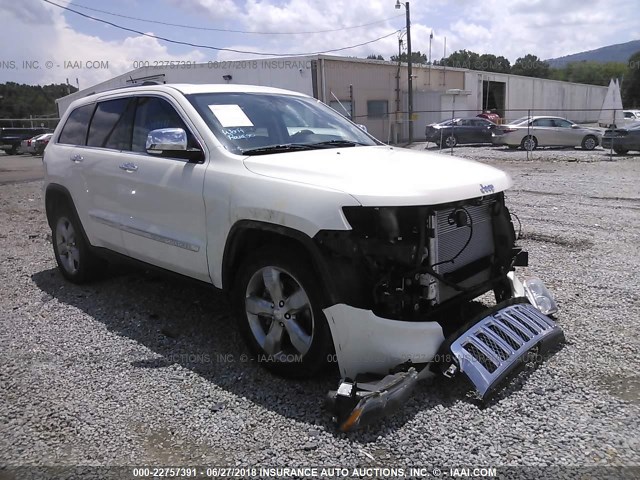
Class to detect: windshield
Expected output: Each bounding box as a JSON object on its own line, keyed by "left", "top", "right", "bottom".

{"left": 187, "top": 92, "right": 379, "bottom": 155}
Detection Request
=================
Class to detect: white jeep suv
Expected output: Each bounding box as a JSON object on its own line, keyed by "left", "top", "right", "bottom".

{"left": 44, "top": 84, "right": 563, "bottom": 430}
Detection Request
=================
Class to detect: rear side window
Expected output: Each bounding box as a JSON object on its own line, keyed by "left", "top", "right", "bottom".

{"left": 87, "top": 98, "right": 135, "bottom": 149}
{"left": 58, "top": 104, "right": 95, "bottom": 145}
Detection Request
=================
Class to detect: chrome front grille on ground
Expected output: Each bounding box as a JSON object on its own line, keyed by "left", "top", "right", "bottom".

{"left": 447, "top": 301, "right": 565, "bottom": 400}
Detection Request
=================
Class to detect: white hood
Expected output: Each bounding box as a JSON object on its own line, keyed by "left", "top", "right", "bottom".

{"left": 243, "top": 145, "right": 512, "bottom": 206}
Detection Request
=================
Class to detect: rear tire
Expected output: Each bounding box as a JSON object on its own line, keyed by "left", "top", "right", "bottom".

{"left": 581, "top": 135, "right": 598, "bottom": 151}
{"left": 51, "top": 202, "right": 105, "bottom": 283}
{"left": 521, "top": 136, "right": 537, "bottom": 151}
{"left": 613, "top": 147, "right": 629, "bottom": 155}
{"left": 232, "top": 246, "right": 333, "bottom": 378}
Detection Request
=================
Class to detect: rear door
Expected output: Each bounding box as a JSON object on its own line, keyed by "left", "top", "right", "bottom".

{"left": 53, "top": 102, "right": 126, "bottom": 252}
{"left": 79, "top": 97, "right": 136, "bottom": 253}
{"left": 455, "top": 119, "right": 474, "bottom": 143}
{"left": 472, "top": 118, "right": 494, "bottom": 143}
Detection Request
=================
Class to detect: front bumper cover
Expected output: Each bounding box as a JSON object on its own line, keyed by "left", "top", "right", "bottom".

{"left": 326, "top": 298, "right": 564, "bottom": 430}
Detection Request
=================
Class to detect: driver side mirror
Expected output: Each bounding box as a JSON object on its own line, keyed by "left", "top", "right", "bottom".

{"left": 571, "top": 124, "right": 580, "bottom": 129}
{"left": 146, "top": 128, "right": 188, "bottom": 152}
{"left": 146, "top": 128, "right": 204, "bottom": 163}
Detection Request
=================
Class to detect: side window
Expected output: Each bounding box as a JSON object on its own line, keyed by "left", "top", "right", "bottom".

{"left": 553, "top": 119, "right": 573, "bottom": 128}
{"left": 87, "top": 98, "right": 135, "bottom": 149}
{"left": 58, "top": 104, "right": 95, "bottom": 145}
{"left": 532, "top": 118, "right": 554, "bottom": 127}
{"left": 132, "top": 97, "right": 193, "bottom": 153}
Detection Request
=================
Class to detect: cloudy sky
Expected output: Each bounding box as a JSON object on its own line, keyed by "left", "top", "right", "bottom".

{"left": 1, "top": 0, "right": 638, "bottom": 89}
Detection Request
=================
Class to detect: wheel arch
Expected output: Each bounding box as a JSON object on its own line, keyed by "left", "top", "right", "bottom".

{"left": 45, "top": 184, "right": 91, "bottom": 244}
{"left": 222, "top": 220, "right": 338, "bottom": 304}
{"left": 45, "top": 184, "right": 75, "bottom": 229}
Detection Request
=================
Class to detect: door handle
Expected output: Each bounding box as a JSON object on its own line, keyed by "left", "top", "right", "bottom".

{"left": 70, "top": 154, "right": 84, "bottom": 163}
{"left": 119, "top": 162, "right": 138, "bottom": 172}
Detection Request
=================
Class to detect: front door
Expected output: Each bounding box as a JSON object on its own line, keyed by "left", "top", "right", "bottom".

{"left": 115, "top": 95, "right": 210, "bottom": 282}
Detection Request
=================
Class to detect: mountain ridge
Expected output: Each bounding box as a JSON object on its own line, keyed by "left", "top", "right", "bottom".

{"left": 546, "top": 40, "right": 640, "bottom": 67}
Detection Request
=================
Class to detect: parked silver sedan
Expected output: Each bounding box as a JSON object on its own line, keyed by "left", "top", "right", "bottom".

{"left": 492, "top": 116, "right": 602, "bottom": 151}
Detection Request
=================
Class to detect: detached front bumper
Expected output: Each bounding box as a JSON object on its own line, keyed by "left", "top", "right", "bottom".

{"left": 324, "top": 298, "right": 564, "bottom": 431}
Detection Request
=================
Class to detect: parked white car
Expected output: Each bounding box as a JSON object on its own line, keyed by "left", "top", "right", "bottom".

{"left": 622, "top": 110, "right": 640, "bottom": 123}
{"left": 43, "top": 84, "right": 563, "bottom": 430}
{"left": 492, "top": 116, "right": 602, "bottom": 151}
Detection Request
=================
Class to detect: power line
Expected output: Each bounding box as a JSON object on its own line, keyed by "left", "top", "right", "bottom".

{"left": 43, "top": 0, "right": 400, "bottom": 57}
{"left": 67, "top": 1, "right": 404, "bottom": 35}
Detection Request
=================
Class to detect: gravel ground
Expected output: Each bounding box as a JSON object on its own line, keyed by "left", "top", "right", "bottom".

{"left": 1, "top": 146, "right": 639, "bottom": 478}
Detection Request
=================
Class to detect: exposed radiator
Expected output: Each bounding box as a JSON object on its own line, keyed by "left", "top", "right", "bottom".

{"left": 431, "top": 197, "right": 496, "bottom": 302}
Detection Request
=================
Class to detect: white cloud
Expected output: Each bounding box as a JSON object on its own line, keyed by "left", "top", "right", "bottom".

{"left": 165, "top": 0, "right": 240, "bottom": 21}
{"left": 0, "top": 0, "right": 636, "bottom": 90}
{"left": 440, "top": 0, "right": 638, "bottom": 61}
{"left": 0, "top": 0, "right": 205, "bottom": 88}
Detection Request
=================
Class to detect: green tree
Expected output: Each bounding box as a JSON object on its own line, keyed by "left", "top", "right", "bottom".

{"left": 440, "top": 49, "right": 480, "bottom": 69}
{"left": 0, "top": 82, "right": 76, "bottom": 126}
{"left": 477, "top": 54, "right": 511, "bottom": 73}
{"left": 391, "top": 51, "right": 428, "bottom": 64}
{"left": 621, "top": 51, "right": 640, "bottom": 107}
{"left": 439, "top": 50, "right": 511, "bottom": 73}
{"left": 366, "top": 54, "right": 385, "bottom": 60}
{"left": 550, "top": 61, "right": 628, "bottom": 86}
{"left": 511, "top": 54, "right": 550, "bottom": 78}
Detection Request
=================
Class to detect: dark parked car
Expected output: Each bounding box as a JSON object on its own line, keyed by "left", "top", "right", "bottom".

{"left": 0, "top": 127, "right": 52, "bottom": 154}
{"left": 425, "top": 117, "right": 499, "bottom": 147}
{"left": 601, "top": 123, "right": 640, "bottom": 154}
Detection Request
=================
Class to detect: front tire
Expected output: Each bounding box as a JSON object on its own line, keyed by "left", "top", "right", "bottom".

{"left": 581, "top": 135, "right": 598, "bottom": 150}
{"left": 233, "top": 247, "right": 333, "bottom": 378}
{"left": 51, "top": 203, "right": 104, "bottom": 283}
{"left": 444, "top": 135, "right": 458, "bottom": 148}
{"left": 613, "top": 146, "right": 629, "bottom": 155}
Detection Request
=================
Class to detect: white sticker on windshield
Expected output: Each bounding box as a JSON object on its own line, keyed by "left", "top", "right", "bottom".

{"left": 208, "top": 104, "right": 253, "bottom": 127}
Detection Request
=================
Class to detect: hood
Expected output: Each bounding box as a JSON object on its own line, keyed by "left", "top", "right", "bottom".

{"left": 243, "top": 145, "right": 512, "bottom": 206}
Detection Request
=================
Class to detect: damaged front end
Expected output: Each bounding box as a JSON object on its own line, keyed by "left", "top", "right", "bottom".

{"left": 317, "top": 192, "right": 564, "bottom": 430}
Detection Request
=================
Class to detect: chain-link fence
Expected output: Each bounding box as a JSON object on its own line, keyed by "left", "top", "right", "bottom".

{"left": 0, "top": 116, "right": 60, "bottom": 129}
{"left": 353, "top": 107, "right": 631, "bottom": 162}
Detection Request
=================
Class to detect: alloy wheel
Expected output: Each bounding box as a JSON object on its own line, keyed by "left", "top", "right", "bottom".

{"left": 244, "top": 266, "right": 314, "bottom": 360}
{"left": 55, "top": 217, "right": 80, "bottom": 275}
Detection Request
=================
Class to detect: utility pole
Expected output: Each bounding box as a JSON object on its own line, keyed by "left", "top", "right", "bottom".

{"left": 428, "top": 31, "right": 433, "bottom": 86}
{"left": 396, "top": 1, "right": 413, "bottom": 143}
{"left": 406, "top": 2, "right": 413, "bottom": 144}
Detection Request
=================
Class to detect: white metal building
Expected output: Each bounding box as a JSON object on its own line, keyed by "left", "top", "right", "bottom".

{"left": 57, "top": 55, "right": 609, "bottom": 143}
